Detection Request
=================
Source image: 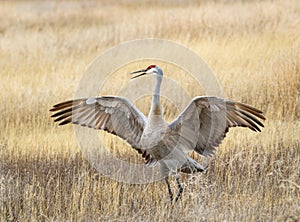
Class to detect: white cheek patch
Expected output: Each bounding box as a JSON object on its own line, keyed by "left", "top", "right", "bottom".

{"left": 146, "top": 68, "right": 155, "bottom": 74}
{"left": 86, "top": 98, "right": 97, "bottom": 105}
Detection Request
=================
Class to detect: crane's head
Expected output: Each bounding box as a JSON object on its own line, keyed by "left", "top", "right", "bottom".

{"left": 130, "top": 65, "right": 163, "bottom": 79}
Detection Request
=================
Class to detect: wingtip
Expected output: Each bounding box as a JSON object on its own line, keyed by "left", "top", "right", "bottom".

{"left": 58, "top": 121, "right": 70, "bottom": 126}
{"left": 50, "top": 113, "right": 58, "bottom": 118}
{"left": 49, "top": 106, "right": 62, "bottom": 112}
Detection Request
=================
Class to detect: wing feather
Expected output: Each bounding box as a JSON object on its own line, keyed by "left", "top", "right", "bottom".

{"left": 50, "top": 96, "right": 155, "bottom": 165}
{"left": 168, "top": 96, "right": 265, "bottom": 157}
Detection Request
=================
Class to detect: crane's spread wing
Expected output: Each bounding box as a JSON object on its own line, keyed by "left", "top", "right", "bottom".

{"left": 50, "top": 96, "right": 156, "bottom": 166}
{"left": 167, "top": 96, "right": 265, "bottom": 157}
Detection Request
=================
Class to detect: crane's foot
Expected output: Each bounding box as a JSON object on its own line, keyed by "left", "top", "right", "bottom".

{"left": 174, "top": 176, "right": 183, "bottom": 202}
{"left": 165, "top": 176, "right": 173, "bottom": 202}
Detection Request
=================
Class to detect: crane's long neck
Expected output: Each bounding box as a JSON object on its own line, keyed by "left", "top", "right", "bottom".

{"left": 149, "top": 75, "right": 162, "bottom": 117}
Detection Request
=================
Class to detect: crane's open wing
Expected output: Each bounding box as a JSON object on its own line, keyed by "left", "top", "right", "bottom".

{"left": 167, "top": 96, "right": 265, "bottom": 157}
{"left": 50, "top": 96, "right": 156, "bottom": 166}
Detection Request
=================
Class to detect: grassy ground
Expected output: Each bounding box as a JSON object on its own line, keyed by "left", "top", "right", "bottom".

{"left": 1, "top": 0, "right": 299, "bottom": 221}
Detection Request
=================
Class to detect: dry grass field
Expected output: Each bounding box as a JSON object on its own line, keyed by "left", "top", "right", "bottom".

{"left": 1, "top": 0, "right": 300, "bottom": 221}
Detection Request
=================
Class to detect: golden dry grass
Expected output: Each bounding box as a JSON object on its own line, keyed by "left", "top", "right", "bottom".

{"left": 1, "top": 0, "right": 300, "bottom": 221}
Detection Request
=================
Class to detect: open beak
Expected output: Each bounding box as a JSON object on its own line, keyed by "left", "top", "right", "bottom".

{"left": 130, "top": 69, "right": 147, "bottom": 79}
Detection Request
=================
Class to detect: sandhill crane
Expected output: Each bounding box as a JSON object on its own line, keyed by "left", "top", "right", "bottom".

{"left": 50, "top": 65, "right": 265, "bottom": 203}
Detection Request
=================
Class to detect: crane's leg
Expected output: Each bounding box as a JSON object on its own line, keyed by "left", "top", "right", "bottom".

{"left": 165, "top": 176, "right": 173, "bottom": 202}
{"left": 174, "top": 176, "right": 183, "bottom": 202}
